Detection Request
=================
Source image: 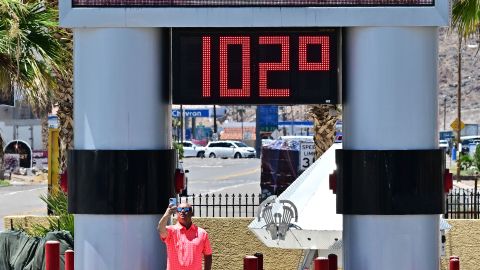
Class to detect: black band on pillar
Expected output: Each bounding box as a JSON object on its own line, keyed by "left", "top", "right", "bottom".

{"left": 336, "top": 149, "right": 445, "bottom": 215}
{"left": 67, "top": 149, "right": 176, "bottom": 214}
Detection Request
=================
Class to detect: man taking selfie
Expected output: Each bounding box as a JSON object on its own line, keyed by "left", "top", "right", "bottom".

{"left": 158, "top": 202, "right": 212, "bottom": 270}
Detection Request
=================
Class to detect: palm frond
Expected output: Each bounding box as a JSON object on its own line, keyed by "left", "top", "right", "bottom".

{"left": 452, "top": 0, "right": 480, "bottom": 39}
{"left": 0, "top": 0, "right": 69, "bottom": 110}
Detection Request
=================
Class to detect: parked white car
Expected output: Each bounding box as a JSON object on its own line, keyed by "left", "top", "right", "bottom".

{"left": 205, "top": 140, "right": 256, "bottom": 158}
{"left": 181, "top": 141, "right": 206, "bottom": 158}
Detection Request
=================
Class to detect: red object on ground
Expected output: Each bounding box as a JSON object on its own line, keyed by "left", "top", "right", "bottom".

{"left": 65, "top": 249, "right": 74, "bottom": 270}
{"left": 174, "top": 168, "right": 186, "bottom": 194}
{"left": 328, "top": 253, "right": 338, "bottom": 270}
{"left": 60, "top": 170, "right": 68, "bottom": 193}
{"left": 254, "top": 253, "right": 263, "bottom": 270}
{"left": 449, "top": 256, "right": 460, "bottom": 270}
{"left": 244, "top": 255, "right": 258, "bottom": 270}
{"left": 314, "top": 257, "right": 329, "bottom": 270}
{"left": 45, "top": 241, "right": 60, "bottom": 270}
{"left": 444, "top": 169, "right": 453, "bottom": 193}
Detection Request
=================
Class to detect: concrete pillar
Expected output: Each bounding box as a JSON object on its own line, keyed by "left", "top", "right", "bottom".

{"left": 342, "top": 27, "right": 439, "bottom": 270}
{"left": 73, "top": 28, "right": 170, "bottom": 270}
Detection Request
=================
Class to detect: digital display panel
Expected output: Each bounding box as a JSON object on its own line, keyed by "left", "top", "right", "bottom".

{"left": 172, "top": 29, "right": 339, "bottom": 105}
{"left": 73, "top": 0, "right": 434, "bottom": 7}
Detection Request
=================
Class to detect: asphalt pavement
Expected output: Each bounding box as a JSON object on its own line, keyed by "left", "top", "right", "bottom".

{"left": 0, "top": 184, "right": 47, "bottom": 231}
{"left": 182, "top": 157, "right": 261, "bottom": 195}
{"left": 0, "top": 157, "right": 260, "bottom": 230}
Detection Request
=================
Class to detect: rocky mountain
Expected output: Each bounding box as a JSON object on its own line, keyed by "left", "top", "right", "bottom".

{"left": 438, "top": 27, "right": 480, "bottom": 130}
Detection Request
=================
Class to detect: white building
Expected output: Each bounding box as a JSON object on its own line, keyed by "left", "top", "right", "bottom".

{"left": 0, "top": 103, "right": 44, "bottom": 169}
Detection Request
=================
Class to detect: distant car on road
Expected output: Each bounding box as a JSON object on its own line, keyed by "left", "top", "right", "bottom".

{"left": 205, "top": 140, "right": 256, "bottom": 158}
{"left": 461, "top": 136, "right": 480, "bottom": 155}
{"left": 181, "top": 141, "right": 206, "bottom": 158}
{"left": 439, "top": 139, "right": 449, "bottom": 152}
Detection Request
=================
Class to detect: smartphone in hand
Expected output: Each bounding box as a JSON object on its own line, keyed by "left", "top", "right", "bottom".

{"left": 169, "top": 198, "right": 177, "bottom": 206}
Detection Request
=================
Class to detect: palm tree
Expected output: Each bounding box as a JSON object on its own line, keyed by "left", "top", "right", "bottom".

{"left": 309, "top": 104, "right": 339, "bottom": 160}
{"left": 452, "top": 0, "right": 480, "bottom": 40}
{"left": 0, "top": 0, "right": 67, "bottom": 110}
{"left": 451, "top": 0, "right": 480, "bottom": 180}
{"left": 0, "top": 0, "right": 69, "bottom": 171}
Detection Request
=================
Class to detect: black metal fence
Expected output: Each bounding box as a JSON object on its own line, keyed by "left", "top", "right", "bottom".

{"left": 446, "top": 188, "right": 480, "bottom": 219}
{"left": 180, "top": 193, "right": 262, "bottom": 217}
{"left": 181, "top": 189, "right": 480, "bottom": 219}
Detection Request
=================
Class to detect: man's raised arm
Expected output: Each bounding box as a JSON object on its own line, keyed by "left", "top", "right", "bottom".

{"left": 157, "top": 205, "right": 175, "bottom": 238}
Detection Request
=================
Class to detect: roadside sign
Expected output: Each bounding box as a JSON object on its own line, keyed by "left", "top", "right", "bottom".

{"left": 258, "top": 106, "right": 279, "bottom": 132}
{"left": 450, "top": 118, "right": 465, "bottom": 131}
{"left": 299, "top": 142, "right": 315, "bottom": 171}
{"left": 172, "top": 109, "right": 209, "bottom": 118}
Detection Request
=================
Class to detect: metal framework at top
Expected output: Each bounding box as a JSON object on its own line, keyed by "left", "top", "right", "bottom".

{"left": 60, "top": 0, "right": 449, "bottom": 27}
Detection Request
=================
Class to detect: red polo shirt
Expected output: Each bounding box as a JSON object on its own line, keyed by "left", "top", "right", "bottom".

{"left": 161, "top": 223, "right": 212, "bottom": 270}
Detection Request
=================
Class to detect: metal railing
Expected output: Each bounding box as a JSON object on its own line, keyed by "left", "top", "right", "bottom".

{"left": 180, "top": 189, "right": 480, "bottom": 219}
{"left": 446, "top": 188, "right": 480, "bottom": 219}
{"left": 180, "top": 193, "right": 261, "bottom": 217}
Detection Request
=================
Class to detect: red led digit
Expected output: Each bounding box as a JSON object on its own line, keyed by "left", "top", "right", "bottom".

{"left": 202, "top": 36, "right": 211, "bottom": 97}
{"left": 258, "top": 36, "right": 290, "bottom": 97}
{"left": 219, "top": 37, "right": 251, "bottom": 97}
{"left": 299, "top": 36, "right": 330, "bottom": 71}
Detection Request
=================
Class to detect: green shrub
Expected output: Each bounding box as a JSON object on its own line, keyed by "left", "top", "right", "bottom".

{"left": 173, "top": 141, "right": 184, "bottom": 159}
{"left": 460, "top": 154, "right": 474, "bottom": 171}
{"left": 29, "top": 188, "right": 74, "bottom": 238}
{"left": 474, "top": 144, "right": 480, "bottom": 173}
{"left": 0, "top": 179, "right": 9, "bottom": 187}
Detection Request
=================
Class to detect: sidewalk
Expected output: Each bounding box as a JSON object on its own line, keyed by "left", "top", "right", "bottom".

{"left": 7, "top": 173, "right": 47, "bottom": 185}
{"left": 453, "top": 180, "right": 478, "bottom": 189}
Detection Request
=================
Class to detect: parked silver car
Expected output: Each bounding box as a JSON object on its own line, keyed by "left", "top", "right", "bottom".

{"left": 205, "top": 140, "right": 256, "bottom": 158}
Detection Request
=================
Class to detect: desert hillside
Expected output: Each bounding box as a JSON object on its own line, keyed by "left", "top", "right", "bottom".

{"left": 438, "top": 27, "right": 480, "bottom": 130}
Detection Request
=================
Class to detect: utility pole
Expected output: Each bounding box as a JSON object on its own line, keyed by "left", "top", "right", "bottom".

{"left": 239, "top": 107, "right": 245, "bottom": 141}
{"left": 213, "top": 105, "right": 217, "bottom": 134}
{"left": 180, "top": 105, "right": 184, "bottom": 142}
{"left": 456, "top": 34, "right": 462, "bottom": 182}
{"left": 443, "top": 96, "right": 447, "bottom": 131}
{"left": 290, "top": 105, "right": 294, "bottom": 135}
{"left": 255, "top": 106, "right": 261, "bottom": 158}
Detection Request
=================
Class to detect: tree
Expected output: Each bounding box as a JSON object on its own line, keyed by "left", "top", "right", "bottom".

{"left": 451, "top": 0, "right": 480, "bottom": 181}
{"left": 45, "top": 0, "right": 74, "bottom": 172}
{"left": 472, "top": 144, "right": 480, "bottom": 217}
{"left": 0, "top": 0, "right": 67, "bottom": 110}
{"left": 309, "top": 105, "right": 339, "bottom": 160}
{"left": 452, "top": 0, "right": 480, "bottom": 42}
{"left": 474, "top": 144, "right": 480, "bottom": 172}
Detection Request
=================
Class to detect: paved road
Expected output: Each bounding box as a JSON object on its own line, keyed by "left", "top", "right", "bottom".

{"left": 0, "top": 158, "right": 260, "bottom": 230}
{"left": 0, "top": 184, "right": 47, "bottom": 231}
{"left": 182, "top": 157, "right": 260, "bottom": 195}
